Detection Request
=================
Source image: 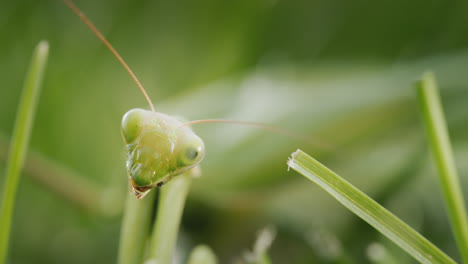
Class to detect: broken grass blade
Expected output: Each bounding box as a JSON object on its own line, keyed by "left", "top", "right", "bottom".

{"left": 288, "top": 149, "right": 456, "bottom": 264}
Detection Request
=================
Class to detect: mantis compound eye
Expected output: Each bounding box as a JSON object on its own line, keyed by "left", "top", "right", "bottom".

{"left": 121, "top": 108, "right": 146, "bottom": 143}
{"left": 178, "top": 138, "right": 205, "bottom": 168}
{"left": 186, "top": 147, "right": 200, "bottom": 161}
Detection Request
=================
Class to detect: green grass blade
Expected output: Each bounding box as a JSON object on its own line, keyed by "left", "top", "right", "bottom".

{"left": 288, "top": 149, "right": 456, "bottom": 264}
{"left": 117, "top": 190, "right": 156, "bottom": 264}
{"left": 415, "top": 72, "right": 468, "bottom": 263}
{"left": 0, "top": 41, "right": 49, "bottom": 264}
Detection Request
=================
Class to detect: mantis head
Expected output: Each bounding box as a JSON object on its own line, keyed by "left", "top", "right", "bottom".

{"left": 121, "top": 108, "right": 205, "bottom": 199}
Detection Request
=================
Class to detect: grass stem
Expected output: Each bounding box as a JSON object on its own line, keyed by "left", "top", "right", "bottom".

{"left": 0, "top": 41, "right": 49, "bottom": 264}
{"left": 416, "top": 72, "right": 468, "bottom": 263}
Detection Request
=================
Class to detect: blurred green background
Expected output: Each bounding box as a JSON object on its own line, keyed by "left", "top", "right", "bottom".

{"left": 1, "top": 0, "right": 468, "bottom": 263}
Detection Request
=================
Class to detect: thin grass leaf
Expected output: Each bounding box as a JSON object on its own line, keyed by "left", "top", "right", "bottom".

{"left": 288, "top": 149, "right": 456, "bottom": 264}
{"left": 0, "top": 41, "right": 49, "bottom": 264}
{"left": 415, "top": 72, "right": 468, "bottom": 263}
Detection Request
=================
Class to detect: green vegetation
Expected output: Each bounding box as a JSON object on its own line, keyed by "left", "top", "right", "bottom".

{"left": 2, "top": 1, "right": 468, "bottom": 263}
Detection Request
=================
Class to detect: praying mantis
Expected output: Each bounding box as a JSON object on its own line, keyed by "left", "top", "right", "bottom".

{"left": 63, "top": 0, "right": 212, "bottom": 200}
{"left": 64, "top": 0, "right": 315, "bottom": 200}
{"left": 63, "top": 2, "right": 291, "bottom": 262}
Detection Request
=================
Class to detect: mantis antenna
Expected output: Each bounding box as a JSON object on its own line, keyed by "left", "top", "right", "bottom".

{"left": 180, "top": 119, "right": 332, "bottom": 151}
{"left": 64, "top": 0, "right": 331, "bottom": 152}
{"left": 63, "top": 0, "right": 156, "bottom": 112}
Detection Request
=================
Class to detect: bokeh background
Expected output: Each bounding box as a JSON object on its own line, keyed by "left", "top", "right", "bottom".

{"left": 1, "top": 0, "right": 468, "bottom": 263}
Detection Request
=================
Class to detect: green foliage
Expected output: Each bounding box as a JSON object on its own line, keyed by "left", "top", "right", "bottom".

{"left": 2, "top": 0, "right": 468, "bottom": 263}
